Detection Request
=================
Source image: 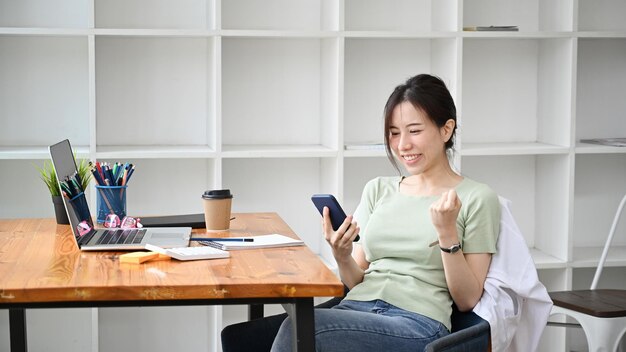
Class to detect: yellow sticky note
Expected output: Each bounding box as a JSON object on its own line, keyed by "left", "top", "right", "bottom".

{"left": 119, "top": 251, "right": 159, "bottom": 264}
{"left": 149, "top": 253, "right": 172, "bottom": 262}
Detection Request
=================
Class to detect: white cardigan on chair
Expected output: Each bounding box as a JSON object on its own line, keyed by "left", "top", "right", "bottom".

{"left": 472, "top": 197, "right": 553, "bottom": 352}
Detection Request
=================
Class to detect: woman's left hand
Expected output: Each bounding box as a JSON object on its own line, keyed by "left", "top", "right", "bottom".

{"left": 430, "top": 189, "right": 461, "bottom": 243}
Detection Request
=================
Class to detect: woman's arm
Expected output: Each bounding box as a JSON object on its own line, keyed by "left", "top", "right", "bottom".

{"left": 441, "top": 251, "right": 491, "bottom": 311}
{"left": 431, "top": 189, "right": 492, "bottom": 311}
{"left": 323, "top": 207, "right": 369, "bottom": 289}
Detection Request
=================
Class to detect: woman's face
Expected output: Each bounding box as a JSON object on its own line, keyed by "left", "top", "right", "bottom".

{"left": 388, "top": 101, "right": 451, "bottom": 176}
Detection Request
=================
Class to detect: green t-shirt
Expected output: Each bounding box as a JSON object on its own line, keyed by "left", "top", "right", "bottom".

{"left": 345, "top": 176, "right": 500, "bottom": 331}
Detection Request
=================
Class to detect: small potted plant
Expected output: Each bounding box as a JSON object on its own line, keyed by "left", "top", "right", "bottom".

{"left": 36, "top": 157, "right": 92, "bottom": 224}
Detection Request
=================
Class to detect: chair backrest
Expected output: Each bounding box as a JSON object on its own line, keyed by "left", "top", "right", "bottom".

{"left": 451, "top": 305, "right": 487, "bottom": 332}
{"left": 425, "top": 305, "right": 490, "bottom": 352}
{"left": 591, "top": 193, "right": 626, "bottom": 289}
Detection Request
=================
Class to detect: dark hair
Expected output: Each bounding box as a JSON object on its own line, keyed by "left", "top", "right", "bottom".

{"left": 383, "top": 74, "right": 457, "bottom": 173}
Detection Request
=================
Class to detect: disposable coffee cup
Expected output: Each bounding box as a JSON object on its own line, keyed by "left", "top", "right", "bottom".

{"left": 202, "top": 189, "right": 233, "bottom": 231}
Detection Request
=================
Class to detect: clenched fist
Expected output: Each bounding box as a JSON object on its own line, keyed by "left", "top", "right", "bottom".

{"left": 430, "top": 189, "right": 461, "bottom": 243}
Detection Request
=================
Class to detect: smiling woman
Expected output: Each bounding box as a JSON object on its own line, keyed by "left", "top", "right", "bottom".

{"left": 266, "top": 74, "right": 502, "bottom": 352}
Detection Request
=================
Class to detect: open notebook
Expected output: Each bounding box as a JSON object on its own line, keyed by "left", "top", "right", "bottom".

{"left": 198, "top": 234, "right": 304, "bottom": 250}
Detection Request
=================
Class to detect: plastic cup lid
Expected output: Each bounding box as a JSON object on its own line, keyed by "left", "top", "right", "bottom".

{"left": 202, "top": 189, "right": 233, "bottom": 199}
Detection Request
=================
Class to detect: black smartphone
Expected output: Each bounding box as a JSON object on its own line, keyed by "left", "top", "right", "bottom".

{"left": 311, "top": 194, "right": 360, "bottom": 241}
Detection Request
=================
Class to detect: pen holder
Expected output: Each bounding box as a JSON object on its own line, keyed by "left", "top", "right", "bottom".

{"left": 69, "top": 192, "right": 91, "bottom": 223}
{"left": 95, "top": 185, "right": 127, "bottom": 224}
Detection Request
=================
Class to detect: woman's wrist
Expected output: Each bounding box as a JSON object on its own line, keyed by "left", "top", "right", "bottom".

{"left": 437, "top": 229, "right": 459, "bottom": 247}
{"left": 334, "top": 254, "right": 354, "bottom": 265}
{"left": 437, "top": 237, "right": 459, "bottom": 247}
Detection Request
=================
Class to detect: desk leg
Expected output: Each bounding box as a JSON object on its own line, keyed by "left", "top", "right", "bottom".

{"left": 248, "top": 304, "right": 264, "bottom": 321}
{"left": 282, "top": 298, "right": 314, "bottom": 352}
{"left": 9, "top": 308, "right": 27, "bottom": 352}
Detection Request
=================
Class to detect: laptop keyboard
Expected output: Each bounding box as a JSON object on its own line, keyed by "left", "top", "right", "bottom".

{"left": 96, "top": 229, "right": 147, "bottom": 245}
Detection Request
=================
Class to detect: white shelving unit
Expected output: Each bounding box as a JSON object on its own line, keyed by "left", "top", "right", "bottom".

{"left": 1, "top": 0, "right": 626, "bottom": 351}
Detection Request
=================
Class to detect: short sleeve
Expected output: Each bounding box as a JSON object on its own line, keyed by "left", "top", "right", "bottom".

{"left": 352, "top": 178, "right": 381, "bottom": 242}
{"left": 459, "top": 184, "right": 501, "bottom": 254}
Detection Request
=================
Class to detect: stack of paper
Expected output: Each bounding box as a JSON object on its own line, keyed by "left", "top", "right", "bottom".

{"left": 580, "top": 138, "right": 626, "bottom": 147}
{"left": 463, "top": 25, "right": 519, "bottom": 31}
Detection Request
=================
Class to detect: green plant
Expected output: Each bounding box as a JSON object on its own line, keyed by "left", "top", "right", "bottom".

{"left": 35, "top": 157, "right": 93, "bottom": 197}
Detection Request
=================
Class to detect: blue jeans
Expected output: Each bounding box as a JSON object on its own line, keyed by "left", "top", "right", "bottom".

{"left": 270, "top": 299, "right": 449, "bottom": 352}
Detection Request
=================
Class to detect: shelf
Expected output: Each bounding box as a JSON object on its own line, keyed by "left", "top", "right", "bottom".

{"left": 577, "top": 31, "right": 626, "bottom": 38}
{"left": 343, "top": 149, "right": 387, "bottom": 158}
{"left": 3, "top": 28, "right": 626, "bottom": 40}
{"left": 94, "top": 29, "right": 216, "bottom": 37}
{"left": 462, "top": 31, "right": 572, "bottom": 39}
{"left": 575, "top": 142, "right": 626, "bottom": 154}
{"left": 95, "top": 145, "right": 216, "bottom": 159}
{"left": 530, "top": 249, "right": 567, "bottom": 269}
{"left": 460, "top": 142, "right": 569, "bottom": 156}
{"left": 0, "top": 27, "right": 90, "bottom": 36}
{"left": 221, "top": 145, "right": 336, "bottom": 158}
{"left": 343, "top": 31, "right": 457, "bottom": 38}
{"left": 571, "top": 245, "right": 626, "bottom": 268}
{"left": 220, "top": 30, "right": 337, "bottom": 38}
{"left": 6, "top": 28, "right": 625, "bottom": 40}
{"left": 0, "top": 146, "right": 89, "bottom": 160}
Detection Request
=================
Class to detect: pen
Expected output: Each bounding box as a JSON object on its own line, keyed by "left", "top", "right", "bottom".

{"left": 190, "top": 238, "right": 254, "bottom": 242}
{"left": 106, "top": 164, "right": 114, "bottom": 184}
{"left": 121, "top": 168, "right": 128, "bottom": 186}
{"left": 125, "top": 165, "right": 135, "bottom": 184}
{"left": 91, "top": 167, "right": 105, "bottom": 186}
{"left": 95, "top": 161, "right": 104, "bottom": 181}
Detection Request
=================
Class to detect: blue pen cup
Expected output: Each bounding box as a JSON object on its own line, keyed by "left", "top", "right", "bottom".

{"left": 69, "top": 192, "right": 91, "bottom": 223}
{"left": 95, "top": 185, "right": 127, "bottom": 224}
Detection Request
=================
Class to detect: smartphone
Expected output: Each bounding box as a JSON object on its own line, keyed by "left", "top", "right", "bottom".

{"left": 311, "top": 194, "right": 360, "bottom": 241}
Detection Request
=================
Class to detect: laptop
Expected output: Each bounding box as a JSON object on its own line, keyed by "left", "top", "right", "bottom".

{"left": 49, "top": 139, "right": 191, "bottom": 251}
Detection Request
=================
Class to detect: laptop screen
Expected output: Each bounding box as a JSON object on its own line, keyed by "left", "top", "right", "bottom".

{"left": 49, "top": 139, "right": 95, "bottom": 241}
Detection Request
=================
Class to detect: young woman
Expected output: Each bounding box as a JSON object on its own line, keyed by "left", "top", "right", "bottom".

{"left": 270, "top": 74, "right": 501, "bottom": 351}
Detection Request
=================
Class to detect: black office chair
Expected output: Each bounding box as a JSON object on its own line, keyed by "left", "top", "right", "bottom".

{"left": 221, "top": 296, "right": 490, "bottom": 352}
{"left": 424, "top": 306, "right": 490, "bottom": 352}
{"left": 221, "top": 296, "right": 343, "bottom": 352}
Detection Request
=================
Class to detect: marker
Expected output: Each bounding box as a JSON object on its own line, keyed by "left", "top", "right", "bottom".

{"left": 189, "top": 238, "right": 254, "bottom": 242}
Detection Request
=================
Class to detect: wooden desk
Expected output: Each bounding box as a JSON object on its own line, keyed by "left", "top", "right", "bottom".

{"left": 0, "top": 213, "right": 344, "bottom": 352}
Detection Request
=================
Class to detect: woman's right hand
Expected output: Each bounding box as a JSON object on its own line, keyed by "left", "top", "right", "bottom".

{"left": 323, "top": 206, "right": 360, "bottom": 263}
